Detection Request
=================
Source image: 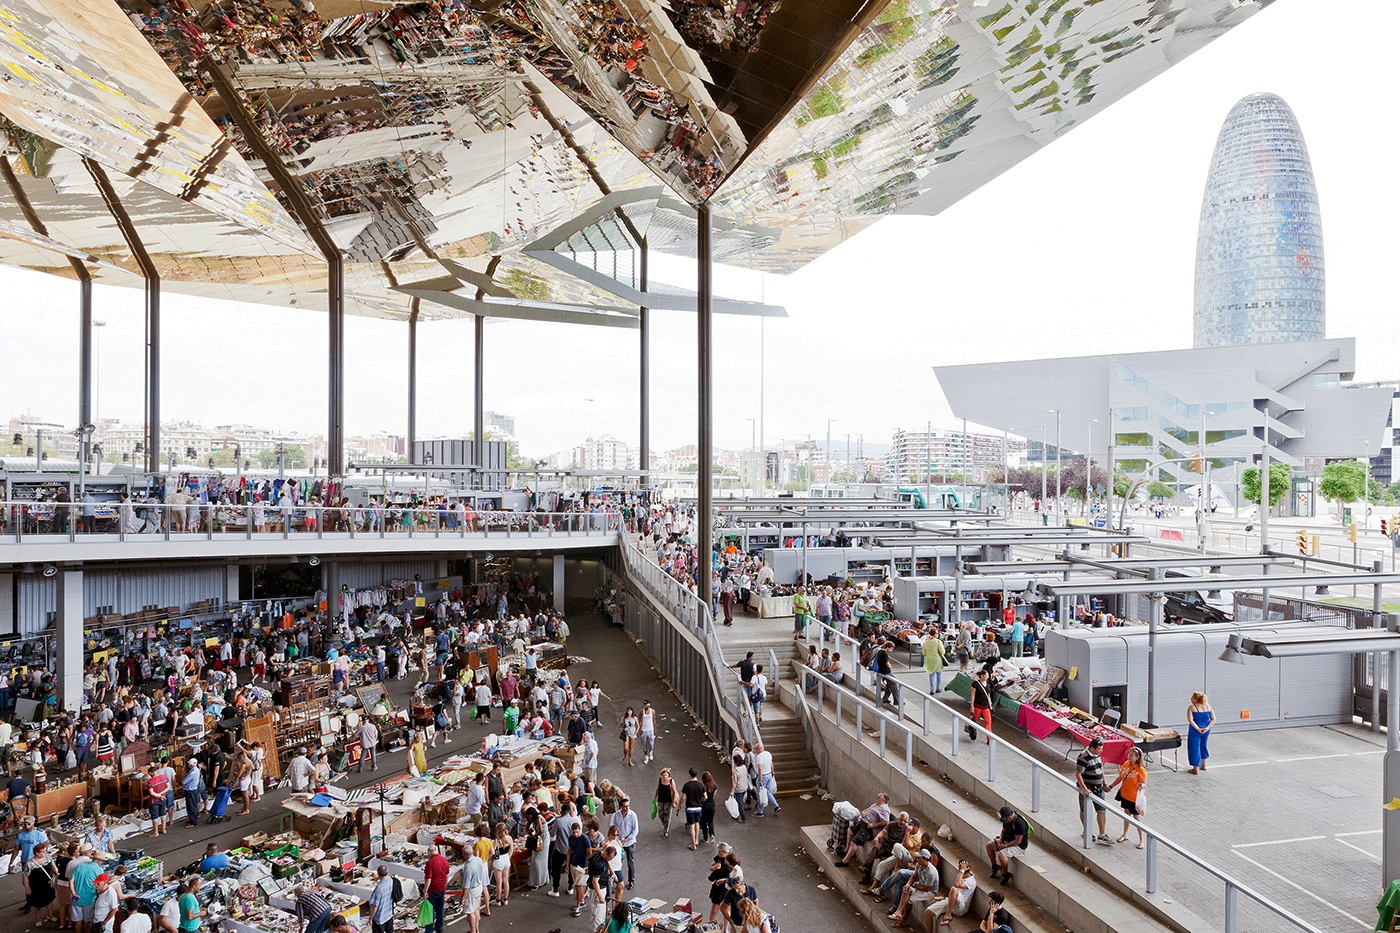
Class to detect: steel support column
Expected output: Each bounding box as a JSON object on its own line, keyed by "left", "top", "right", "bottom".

{"left": 204, "top": 61, "right": 346, "bottom": 476}
{"left": 408, "top": 298, "right": 420, "bottom": 454}
{"left": 1, "top": 157, "right": 93, "bottom": 451}
{"left": 84, "top": 158, "right": 161, "bottom": 473}
{"left": 472, "top": 256, "right": 501, "bottom": 488}
{"left": 474, "top": 314, "right": 485, "bottom": 482}
{"left": 328, "top": 254, "right": 345, "bottom": 475}
{"left": 697, "top": 205, "right": 714, "bottom": 610}
{"left": 639, "top": 238, "right": 650, "bottom": 491}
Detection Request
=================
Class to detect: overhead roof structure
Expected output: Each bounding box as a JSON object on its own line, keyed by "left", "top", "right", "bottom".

{"left": 0, "top": 0, "right": 1278, "bottom": 318}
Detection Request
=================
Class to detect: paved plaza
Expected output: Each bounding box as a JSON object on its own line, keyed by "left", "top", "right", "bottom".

{"left": 711, "top": 609, "right": 1387, "bottom": 932}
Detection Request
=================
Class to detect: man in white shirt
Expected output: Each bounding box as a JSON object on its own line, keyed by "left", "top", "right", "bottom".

{"left": 92, "top": 873, "right": 119, "bottom": 933}
{"left": 287, "top": 748, "right": 316, "bottom": 792}
{"left": 356, "top": 720, "right": 379, "bottom": 773}
{"left": 579, "top": 732, "right": 599, "bottom": 787}
{"left": 608, "top": 797, "right": 639, "bottom": 889}
{"left": 753, "top": 742, "right": 781, "bottom": 817}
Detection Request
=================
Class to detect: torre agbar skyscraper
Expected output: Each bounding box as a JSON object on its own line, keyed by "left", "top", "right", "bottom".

{"left": 1193, "top": 93, "right": 1325, "bottom": 348}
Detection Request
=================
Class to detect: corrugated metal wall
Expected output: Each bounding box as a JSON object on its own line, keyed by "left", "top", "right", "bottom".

{"left": 336, "top": 561, "right": 441, "bottom": 590}
{"left": 14, "top": 566, "right": 230, "bottom": 637}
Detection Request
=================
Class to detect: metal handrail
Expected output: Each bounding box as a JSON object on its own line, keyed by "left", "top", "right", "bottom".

{"left": 619, "top": 540, "right": 762, "bottom": 747}
{"left": 0, "top": 502, "right": 621, "bottom": 543}
{"left": 794, "top": 660, "right": 1320, "bottom": 933}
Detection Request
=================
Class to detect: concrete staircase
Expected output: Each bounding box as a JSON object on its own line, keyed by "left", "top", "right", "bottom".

{"left": 758, "top": 705, "right": 821, "bottom": 797}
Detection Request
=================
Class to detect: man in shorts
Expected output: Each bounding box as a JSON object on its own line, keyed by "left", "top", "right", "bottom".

{"left": 460, "top": 848, "right": 488, "bottom": 933}
{"left": 1076, "top": 737, "right": 1113, "bottom": 844}
{"left": 147, "top": 764, "right": 170, "bottom": 836}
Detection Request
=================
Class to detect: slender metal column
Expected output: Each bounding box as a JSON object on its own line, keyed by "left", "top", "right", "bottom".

{"left": 1, "top": 157, "right": 94, "bottom": 448}
{"left": 407, "top": 298, "right": 419, "bottom": 454}
{"left": 204, "top": 61, "right": 346, "bottom": 476}
{"left": 697, "top": 205, "right": 714, "bottom": 610}
{"left": 472, "top": 256, "right": 501, "bottom": 489}
{"left": 639, "top": 239, "right": 650, "bottom": 490}
{"left": 328, "top": 254, "right": 345, "bottom": 475}
{"left": 84, "top": 158, "right": 160, "bottom": 473}
{"left": 474, "top": 314, "right": 485, "bottom": 484}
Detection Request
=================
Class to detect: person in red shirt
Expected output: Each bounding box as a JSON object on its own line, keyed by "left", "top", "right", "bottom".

{"left": 423, "top": 845, "right": 451, "bottom": 933}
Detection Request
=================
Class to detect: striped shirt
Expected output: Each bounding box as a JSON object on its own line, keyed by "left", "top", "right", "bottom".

{"left": 1076, "top": 750, "right": 1104, "bottom": 788}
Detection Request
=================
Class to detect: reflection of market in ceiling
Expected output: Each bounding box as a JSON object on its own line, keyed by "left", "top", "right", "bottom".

{"left": 0, "top": 0, "right": 1277, "bottom": 320}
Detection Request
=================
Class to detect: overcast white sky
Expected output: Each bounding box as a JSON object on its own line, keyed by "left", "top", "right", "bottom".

{"left": 1, "top": 1, "right": 1393, "bottom": 461}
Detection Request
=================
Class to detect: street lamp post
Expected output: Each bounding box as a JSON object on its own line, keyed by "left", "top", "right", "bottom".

{"left": 1365, "top": 440, "right": 1371, "bottom": 529}
{"left": 1040, "top": 424, "right": 1047, "bottom": 514}
{"left": 825, "top": 419, "right": 836, "bottom": 493}
{"left": 1003, "top": 427, "right": 1013, "bottom": 513}
{"left": 1048, "top": 409, "right": 1062, "bottom": 525}
{"left": 1086, "top": 418, "right": 1097, "bottom": 519}
{"left": 745, "top": 418, "right": 755, "bottom": 496}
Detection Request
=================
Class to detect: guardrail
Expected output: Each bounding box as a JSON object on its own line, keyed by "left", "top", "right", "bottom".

{"left": 795, "top": 660, "right": 1321, "bottom": 933}
{"left": 619, "top": 541, "right": 762, "bottom": 747}
{"left": 0, "top": 503, "right": 620, "bottom": 543}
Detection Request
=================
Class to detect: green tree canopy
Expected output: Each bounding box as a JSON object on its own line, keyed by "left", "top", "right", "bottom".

{"left": 1241, "top": 462, "right": 1292, "bottom": 508}
{"left": 1318, "top": 460, "right": 1368, "bottom": 519}
{"left": 1145, "top": 480, "right": 1174, "bottom": 500}
{"left": 257, "top": 444, "right": 306, "bottom": 469}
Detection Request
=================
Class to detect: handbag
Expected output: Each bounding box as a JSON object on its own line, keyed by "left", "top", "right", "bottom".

{"left": 724, "top": 795, "right": 740, "bottom": 820}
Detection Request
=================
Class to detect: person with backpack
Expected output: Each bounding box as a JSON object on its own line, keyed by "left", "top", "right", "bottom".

{"left": 367, "top": 865, "right": 398, "bottom": 933}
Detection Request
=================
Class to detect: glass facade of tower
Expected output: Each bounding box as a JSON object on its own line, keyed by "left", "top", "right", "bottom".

{"left": 1193, "top": 93, "right": 1325, "bottom": 348}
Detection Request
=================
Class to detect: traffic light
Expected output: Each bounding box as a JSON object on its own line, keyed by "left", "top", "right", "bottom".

{"left": 1348, "top": 522, "right": 1359, "bottom": 544}
{"left": 1296, "top": 529, "right": 1309, "bottom": 554}
{"left": 1383, "top": 518, "right": 1390, "bottom": 536}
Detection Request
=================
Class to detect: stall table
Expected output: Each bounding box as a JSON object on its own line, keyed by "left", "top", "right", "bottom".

{"left": 1016, "top": 705, "right": 1134, "bottom": 765}
{"left": 748, "top": 594, "right": 794, "bottom": 618}
{"left": 31, "top": 780, "right": 88, "bottom": 822}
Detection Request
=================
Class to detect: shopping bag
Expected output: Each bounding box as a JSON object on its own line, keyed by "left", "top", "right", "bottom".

{"left": 650, "top": 797, "right": 659, "bottom": 820}
{"left": 417, "top": 900, "right": 434, "bottom": 928}
{"left": 725, "top": 795, "right": 740, "bottom": 820}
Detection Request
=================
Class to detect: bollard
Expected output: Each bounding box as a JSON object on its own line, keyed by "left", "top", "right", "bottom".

{"left": 879, "top": 719, "right": 886, "bottom": 758}
{"left": 905, "top": 736, "right": 914, "bottom": 778}
{"left": 1081, "top": 792, "right": 1094, "bottom": 849}
{"left": 1224, "top": 882, "right": 1237, "bottom": 933}
{"left": 950, "top": 711, "right": 960, "bottom": 757}
{"left": 988, "top": 736, "right": 996, "bottom": 783}
{"left": 1031, "top": 765, "right": 1040, "bottom": 813}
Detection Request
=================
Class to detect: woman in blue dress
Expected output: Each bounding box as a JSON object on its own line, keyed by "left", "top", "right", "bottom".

{"left": 1187, "top": 691, "right": 1214, "bottom": 774}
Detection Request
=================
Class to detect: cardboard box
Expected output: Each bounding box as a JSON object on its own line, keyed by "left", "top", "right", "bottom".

{"left": 242, "top": 832, "right": 270, "bottom": 848}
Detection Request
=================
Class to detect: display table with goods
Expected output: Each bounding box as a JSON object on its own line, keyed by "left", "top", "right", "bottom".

{"left": 748, "top": 593, "right": 794, "bottom": 618}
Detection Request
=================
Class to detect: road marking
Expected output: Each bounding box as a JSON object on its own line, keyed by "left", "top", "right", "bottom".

{"left": 1198, "top": 760, "right": 1269, "bottom": 769}
{"left": 1334, "top": 838, "right": 1381, "bottom": 862}
{"left": 1232, "top": 835, "right": 1325, "bottom": 849}
{"left": 1275, "top": 753, "right": 1353, "bottom": 762}
{"left": 1352, "top": 749, "right": 1386, "bottom": 755}
{"left": 1335, "top": 830, "right": 1382, "bottom": 837}
{"left": 1231, "top": 851, "right": 1369, "bottom": 928}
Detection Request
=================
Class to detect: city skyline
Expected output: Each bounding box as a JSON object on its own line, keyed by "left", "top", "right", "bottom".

{"left": 1, "top": 4, "right": 1396, "bottom": 460}
{"left": 1193, "top": 92, "right": 1326, "bottom": 347}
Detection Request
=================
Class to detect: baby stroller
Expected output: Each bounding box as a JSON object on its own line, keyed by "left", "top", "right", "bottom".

{"left": 828, "top": 801, "right": 859, "bottom": 850}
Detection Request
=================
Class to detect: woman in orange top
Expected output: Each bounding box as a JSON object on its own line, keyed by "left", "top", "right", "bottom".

{"left": 1107, "top": 747, "right": 1148, "bottom": 848}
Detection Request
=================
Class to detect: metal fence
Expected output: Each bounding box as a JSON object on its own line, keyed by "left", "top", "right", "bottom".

{"left": 614, "top": 541, "right": 762, "bottom": 750}
{"left": 0, "top": 503, "right": 620, "bottom": 543}
{"left": 795, "top": 659, "right": 1323, "bottom": 933}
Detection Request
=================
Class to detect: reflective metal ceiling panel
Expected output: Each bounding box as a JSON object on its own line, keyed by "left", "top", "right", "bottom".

{"left": 0, "top": 0, "right": 1276, "bottom": 315}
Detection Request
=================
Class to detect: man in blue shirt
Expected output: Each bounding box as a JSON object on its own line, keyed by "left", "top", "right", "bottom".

{"left": 366, "top": 865, "right": 396, "bottom": 933}
{"left": 9, "top": 816, "right": 47, "bottom": 901}
{"left": 198, "top": 843, "right": 229, "bottom": 873}
{"left": 181, "top": 759, "right": 206, "bottom": 827}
